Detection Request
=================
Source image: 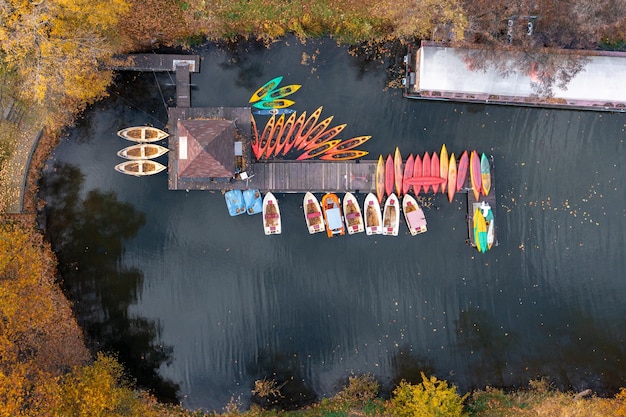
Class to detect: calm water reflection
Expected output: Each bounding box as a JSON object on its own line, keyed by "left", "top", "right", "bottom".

{"left": 39, "top": 37, "right": 626, "bottom": 411}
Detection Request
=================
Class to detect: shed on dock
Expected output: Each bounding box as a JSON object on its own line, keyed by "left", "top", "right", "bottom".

{"left": 404, "top": 41, "right": 626, "bottom": 112}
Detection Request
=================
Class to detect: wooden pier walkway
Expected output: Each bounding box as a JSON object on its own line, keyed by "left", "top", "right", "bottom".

{"left": 111, "top": 54, "right": 199, "bottom": 72}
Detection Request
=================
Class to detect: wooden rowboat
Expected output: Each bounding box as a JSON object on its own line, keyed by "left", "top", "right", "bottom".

{"left": 470, "top": 150, "right": 482, "bottom": 201}
{"left": 363, "top": 193, "right": 383, "bottom": 235}
{"left": 343, "top": 192, "right": 364, "bottom": 234}
{"left": 413, "top": 154, "right": 422, "bottom": 195}
{"left": 385, "top": 155, "right": 394, "bottom": 198}
{"left": 457, "top": 150, "right": 469, "bottom": 192}
{"left": 117, "top": 126, "right": 168, "bottom": 143}
{"left": 382, "top": 193, "right": 400, "bottom": 236}
{"left": 263, "top": 192, "right": 282, "bottom": 235}
{"left": 115, "top": 160, "right": 166, "bottom": 176}
{"left": 303, "top": 192, "right": 325, "bottom": 234}
{"left": 481, "top": 153, "right": 491, "bottom": 196}
{"left": 375, "top": 155, "right": 385, "bottom": 204}
{"left": 403, "top": 194, "right": 427, "bottom": 236}
{"left": 430, "top": 152, "right": 440, "bottom": 194}
{"left": 439, "top": 144, "right": 449, "bottom": 194}
{"left": 447, "top": 153, "right": 457, "bottom": 203}
{"left": 402, "top": 154, "right": 415, "bottom": 195}
{"left": 321, "top": 193, "right": 345, "bottom": 238}
{"left": 253, "top": 99, "right": 295, "bottom": 110}
{"left": 249, "top": 76, "right": 283, "bottom": 103}
{"left": 319, "top": 150, "right": 368, "bottom": 161}
{"left": 117, "top": 143, "right": 168, "bottom": 160}
{"left": 394, "top": 147, "right": 403, "bottom": 196}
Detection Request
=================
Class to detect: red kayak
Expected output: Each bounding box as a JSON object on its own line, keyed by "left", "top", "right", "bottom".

{"left": 413, "top": 154, "right": 422, "bottom": 195}
{"left": 385, "top": 155, "right": 394, "bottom": 198}
{"left": 456, "top": 150, "right": 469, "bottom": 192}
{"left": 402, "top": 154, "right": 415, "bottom": 195}
{"left": 470, "top": 150, "right": 482, "bottom": 200}
{"left": 430, "top": 152, "right": 440, "bottom": 194}
{"left": 282, "top": 111, "right": 306, "bottom": 155}
{"left": 404, "top": 176, "right": 446, "bottom": 186}
{"left": 422, "top": 152, "right": 431, "bottom": 193}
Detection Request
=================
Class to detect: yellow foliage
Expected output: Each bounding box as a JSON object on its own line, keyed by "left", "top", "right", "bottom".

{"left": 390, "top": 373, "right": 468, "bottom": 417}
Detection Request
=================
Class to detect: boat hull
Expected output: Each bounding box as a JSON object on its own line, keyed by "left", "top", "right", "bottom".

{"left": 385, "top": 155, "right": 394, "bottom": 198}
{"left": 321, "top": 193, "right": 345, "bottom": 238}
{"left": 439, "top": 144, "right": 449, "bottom": 194}
{"left": 263, "top": 192, "right": 282, "bottom": 235}
{"left": 403, "top": 194, "right": 427, "bottom": 236}
{"left": 303, "top": 192, "right": 325, "bottom": 234}
{"left": 117, "top": 126, "right": 168, "bottom": 143}
{"left": 319, "top": 150, "right": 368, "bottom": 161}
{"left": 394, "top": 147, "right": 403, "bottom": 196}
{"left": 382, "top": 193, "right": 400, "bottom": 236}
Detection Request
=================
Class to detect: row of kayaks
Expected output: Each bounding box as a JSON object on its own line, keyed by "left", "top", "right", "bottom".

{"left": 115, "top": 127, "right": 169, "bottom": 176}
{"left": 376, "top": 146, "right": 492, "bottom": 203}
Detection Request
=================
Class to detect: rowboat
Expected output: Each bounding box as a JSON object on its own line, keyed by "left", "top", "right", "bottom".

{"left": 249, "top": 76, "right": 283, "bottom": 103}
{"left": 481, "top": 153, "right": 491, "bottom": 196}
{"left": 325, "top": 136, "right": 371, "bottom": 154}
{"left": 262, "top": 192, "right": 282, "bottom": 235}
{"left": 258, "top": 114, "right": 276, "bottom": 159}
{"left": 264, "top": 114, "right": 285, "bottom": 158}
{"left": 261, "top": 84, "right": 301, "bottom": 101}
{"left": 385, "top": 155, "right": 394, "bottom": 197}
{"left": 298, "top": 116, "right": 334, "bottom": 150}
{"left": 321, "top": 193, "right": 345, "bottom": 238}
{"left": 473, "top": 207, "right": 487, "bottom": 252}
{"left": 319, "top": 150, "right": 368, "bottom": 161}
{"left": 402, "top": 194, "right": 427, "bottom": 236}
{"left": 282, "top": 111, "right": 307, "bottom": 155}
{"left": 253, "top": 108, "right": 296, "bottom": 116}
{"left": 117, "top": 126, "right": 169, "bottom": 142}
{"left": 273, "top": 112, "right": 297, "bottom": 156}
{"left": 224, "top": 190, "right": 246, "bottom": 216}
{"left": 382, "top": 193, "right": 400, "bottom": 236}
{"left": 343, "top": 192, "right": 364, "bottom": 234}
{"left": 117, "top": 143, "right": 169, "bottom": 160}
{"left": 447, "top": 153, "right": 457, "bottom": 203}
{"left": 439, "top": 144, "right": 449, "bottom": 194}
{"left": 363, "top": 193, "right": 383, "bottom": 235}
{"left": 303, "top": 192, "right": 325, "bottom": 234}
{"left": 413, "top": 154, "right": 422, "bottom": 195}
{"left": 403, "top": 176, "right": 446, "bottom": 187}
{"left": 243, "top": 189, "right": 263, "bottom": 215}
{"left": 479, "top": 201, "right": 495, "bottom": 250}
{"left": 304, "top": 123, "right": 346, "bottom": 151}
{"left": 470, "top": 150, "right": 482, "bottom": 201}
{"left": 422, "top": 152, "right": 431, "bottom": 193}
{"left": 375, "top": 155, "right": 385, "bottom": 204}
{"left": 402, "top": 154, "right": 415, "bottom": 195}
{"left": 295, "top": 139, "right": 340, "bottom": 160}
{"left": 394, "top": 147, "right": 403, "bottom": 196}
{"left": 430, "top": 152, "right": 440, "bottom": 193}
{"left": 115, "top": 160, "right": 166, "bottom": 176}
{"left": 253, "top": 99, "right": 295, "bottom": 110}
{"left": 457, "top": 150, "right": 469, "bottom": 192}
{"left": 293, "top": 107, "right": 322, "bottom": 150}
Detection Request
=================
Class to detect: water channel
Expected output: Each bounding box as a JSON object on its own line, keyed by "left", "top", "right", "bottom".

{"left": 38, "top": 36, "right": 626, "bottom": 411}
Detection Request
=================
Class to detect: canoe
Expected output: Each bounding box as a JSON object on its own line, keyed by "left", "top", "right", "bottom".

{"left": 479, "top": 201, "right": 495, "bottom": 250}
{"left": 243, "top": 189, "right": 263, "bottom": 215}
{"left": 375, "top": 155, "right": 385, "bottom": 204}
{"left": 481, "top": 153, "right": 491, "bottom": 196}
{"left": 473, "top": 207, "right": 487, "bottom": 252}
{"left": 385, "top": 155, "right": 394, "bottom": 197}
{"left": 321, "top": 193, "right": 345, "bottom": 238}
{"left": 430, "top": 152, "right": 440, "bottom": 194}
{"left": 298, "top": 116, "right": 334, "bottom": 150}
{"left": 253, "top": 99, "right": 295, "bottom": 110}
{"left": 282, "top": 111, "right": 307, "bottom": 155}
{"left": 470, "top": 150, "right": 482, "bottom": 201}
{"left": 262, "top": 192, "right": 282, "bottom": 235}
{"left": 363, "top": 193, "right": 383, "bottom": 235}
{"left": 292, "top": 107, "right": 323, "bottom": 150}
{"left": 273, "top": 112, "right": 297, "bottom": 156}
{"left": 261, "top": 84, "right": 301, "bottom": 101}
{"left": 325, "top": 136, "right": 371, "bottom": 154}
{"left": 251, "top": 115, "right": 260, "bottom": 159}
{"left": 319, "top": 150, "right": 368, "bottom": 161}
{"left": 249, "top": 76, "right": 283, "bottom": 103}
{"left": 403, "top": 194, "right": 427, "bottom": 236}
{"left": 447, "top": 153, "right": 457, "bottom": 203}
{"left": 117, "top": 143, "right": 169, "bottom": 160}
{"left": 403, "top": 176, "right": 446, "bottom": 187}
{"left": 117, "top": 126, "right": 168, "bottom": 143}
{"left": 258, "top": 114, "right": 276, "bottom": 159}
{"left": 382, "top": 193, "right": 400, "bottom": 236}
{"left": 422, "top": 152, "right": 431, "bottom": 193}
{"left": 303, "top": 192, "right": 325, "bottom": 234}
{"left": 115, "top": 160, "right": 166, "bottom": 176}
{"left": 343, "top": 192, "right": 364, "bottom": 234}
{"left": 457, "top": 150, "right": 469, "bottom": 192}
{"left": 303, "top": 123, "right": 346, "bottom": 151}
{"left": 394, "top": 147, "right": 403, "bottom": 196}
{"left": 224, "top": 190, "right": 246, "bottom": 216}
{"left": 295, "top": 139, "right": 341, "bottom": 160}
{"left": 264, "top": 114, "right": 284, "bottom": 158}
{"left": 439, "top": 144, "right": 449, "bottom": 194}
{"left": 402, "top": 154, "right": 415, "bottom": 195}
{"left": 253, "top": 108, "right": 296, "bottom": 116}
{"left": 413, "top": 154, "right": 422, "bottom": 195}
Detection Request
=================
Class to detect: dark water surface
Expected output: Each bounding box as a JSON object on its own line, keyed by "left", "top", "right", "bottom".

{"left": 39, "top": 37, "right": 626, "bottom": 411}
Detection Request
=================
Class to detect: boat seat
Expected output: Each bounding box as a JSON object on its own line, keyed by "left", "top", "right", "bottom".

{"left": 346, "top": 213, "right": 360, "bottom": 220}
{"left": 265, "top": 214, "right": 279, "bottom": 219}
{"left": 307, "top": 212, "right": 321, "bottom": 219}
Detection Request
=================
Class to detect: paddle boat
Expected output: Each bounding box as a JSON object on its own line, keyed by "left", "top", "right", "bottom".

{"left": 402, "top": 194, "right": 427, "bottom": 235}
{"left": 224, "top": 190, "right": 246, "bottom": 216}
{"left": 243, "top": 189, "right": 263, "bottom": 215}
{"left": 303, "top": 192, "right": 325, "bottom": 234}
{"left": 382, "top": 193, "right": 400, "bottom": 236}
{"left": 321, "top": 193, "right": 345, "bottom": 238}
{"left": 343, "top": 192, "right": 364, "bottom": 234}
{"left": 262, "top": 192, "right": 281, "bottom": 235}
{"left": 363, "top": 193, "right": 383, "bottom": 235}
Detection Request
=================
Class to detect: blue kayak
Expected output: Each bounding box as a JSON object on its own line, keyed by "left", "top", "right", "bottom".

{"left": 225, "top": 190, "right": 246, "bottom": 216}
{"left": 252, "top": 108, "right": 296, "bottom": 116}
{"left": 243, "top": 189, "right": 263, "bottom": 215}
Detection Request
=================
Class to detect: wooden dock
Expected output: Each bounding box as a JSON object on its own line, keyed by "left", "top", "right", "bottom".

{"left": 111, "top": 54, "right": 200, "bottom": 72}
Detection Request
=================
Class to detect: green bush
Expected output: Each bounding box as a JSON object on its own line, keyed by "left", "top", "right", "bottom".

{"left": 389, "top": 373, "right": 468, "bottom": 417}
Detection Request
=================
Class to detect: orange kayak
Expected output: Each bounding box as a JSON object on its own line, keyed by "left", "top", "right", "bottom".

{"left": 265, "top": 114, "right": 285, "bottom": 158}
{"left": 320, "top": 150, "right": 368, "bottom": 161}
{"left": 439, "top": 144, "right": 448, "bottom": 194}
{"left": 293, "top": 106, "right": 322, "bottom": 150}
{"left": 447, "top": 153, "right": 457, "bottom": 203}
{"left": 273, "top": 112, "right": 297, "bottom": 156}
{"left": 394, "top": 147, "right": 403, "bottom": 196}
{"left": 326, "top": 135, "right": 371, "bottom": 154}
{"left": 385, "top": 154, "right": 394, "bottom": 198}
{"left": 304, "top": 123, "right": 346, "bottom": 151}
{"left": 375, "top": 155, "right": 385, "bottom": 204}
{"left": 470, "top": 150, "right": 482, "bottom": 200}
{"left": 298, "top": 115, "right": 333, "bottom": 150}
{"left": 296, "top": 140, "right": 341, "bottom": 160}
{"left": 258, "top": 114, "right": 277, "bottom": 160}
{"left": 282, "top": 111, "right": 306, "bottom": 155}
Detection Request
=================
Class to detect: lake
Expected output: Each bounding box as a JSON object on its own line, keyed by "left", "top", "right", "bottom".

{"left": 38, "top": 36, "right": 626, "bottom": 412}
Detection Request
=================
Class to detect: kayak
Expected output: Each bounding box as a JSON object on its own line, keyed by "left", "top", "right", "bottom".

{"left": 252, "top": 99, "right": 295, "bottom": 110}
{"left": 249, "top": 76, "right": 283, "bottom": 103}
{"left": 273, "top": 112, "right": 297, "bottom": 156}
{"left": 470, "top": 150, "right": 482, "bottom": 201}
{"left": 430, "top": 152, "right": 440, "bottom": 193}
{"left": 422, "top": 152, "right": 431, "bottom": 193}
{"left": 439, "top": 144, "right": 449, "bottom": 194}
{"left": 404, "top": 176, "right": 446, "bottom": 187}
{"left": 375, "top": 155, "right": 385, "bottom": 204}
{"left": 385, "top": 154, "right": 394, "bottom": 198}
{"left": 447, "top": 153, "right": 457, "bottom": 203}
{"left": 413, "top": 154, "right": 422, "bottom": 195}
{"left": 394, "top": 147, "right": 403, "bottom": 196}
{"left": 325, "top": 136, "right": 371, "bottom": 154}
{"left": 402, "top": 154, "right": 415, "bottom": 196}
{"left": 295, "top": 139, "right": 341, "bottom": 160}
{"left": 252, "top": 108, "right": 296, "bottom": 116}
{"left": 282, "top": 111, "right": 307, "bottom": 155}
{"left": 481, "top": 153, "right": 491, "bottom": 196}
{"left": 293, "top": 107, "right": 322, "bottom": 150}
{"left": 457, "top": 150, "right": 469, "bottom": 192}
{"left": 304, "top": 123, "right": 346, "bottom": 151}
{"left": 298, "top": 115, "right": 333, "bottom": 150}
{"left": 319, "top": 150, "right": 368, "bottom": 161}
{"left": 260, "top": 84, "right": 301, "bottom": 102}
